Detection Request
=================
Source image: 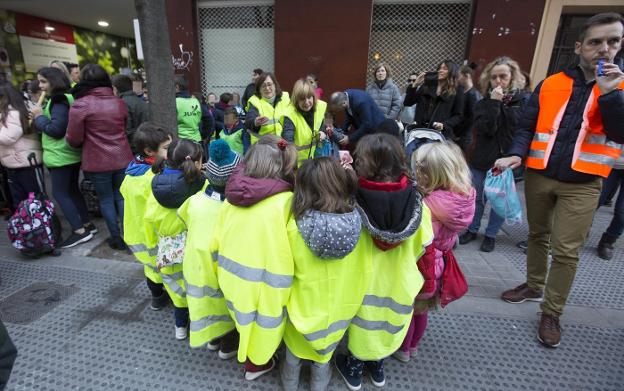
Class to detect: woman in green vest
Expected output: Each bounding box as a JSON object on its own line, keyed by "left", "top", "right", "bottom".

{"left": 243, "top": 72, "right": 290, "bottom": 145}
{"left": 209, "top": 135, "right": 297, "bottom": 381}
{"left": 31, "top": 67, "right": 95, "bottom": 249}
{"left": 281, "top": 157, "right": 373, "bottom": 391}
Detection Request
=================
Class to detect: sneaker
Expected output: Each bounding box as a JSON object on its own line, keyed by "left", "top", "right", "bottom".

{"left": 480, "top": 236, "right": 496, "bottom": 252}
{"left": 365, "top": 360, "right": 385, "bottom": 387}
{"left": 206, "top": 338, "right": 221, "bottom": 351}
{"left": 150, "top": 293, "right": 167, "bottom": 311}
{"left": 84, "top": 222, "right": 98, "bottom": 235}
{"left": 392, "top": 349, "right": 410, "bottom": 363}
{"left": 409, "top": 347, "right": 418, "bottom": 358}
{"left": 501, "top": 283, "right": 543, "bottom": 304}
{"left": 597, "top": 233, "right": 616, "bottom": 260}
{"left": 459, "top": 231, "right": 477, "bottom": 245}
{"left": 60, "top": 231, "right": 93, "bottom": 248}
{"left": 218, "top": 330, "right": 239, "bottom": 360}
{"left": 537, "top": 313, "right": 561, "bottom": 348}
{"left": 244, "top": 357, "right": 276, "bottom": 381}
{"left": 107, "top": 236, "right": 128, "bottom": 251}
{"left": 175, "top": 326, "right": 188, "bottom": 340}
{"left": 335, "top": 354, "right": 363, "bottom": 391}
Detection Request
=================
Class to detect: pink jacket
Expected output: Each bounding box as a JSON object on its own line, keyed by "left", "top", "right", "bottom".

{"left": 0, "top": 109, "right": 42, "bottom": 168}
{"left": 416, "top": 188, "right": 476, "bottom": 300}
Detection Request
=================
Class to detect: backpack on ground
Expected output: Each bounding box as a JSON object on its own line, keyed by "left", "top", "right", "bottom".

{"left": 7, "top": 153, "right": 62, "bottom": 257}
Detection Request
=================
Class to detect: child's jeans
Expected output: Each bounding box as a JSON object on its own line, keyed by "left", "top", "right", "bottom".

{"left": 400, "top": 311, "right": 428, "bottom": 352}
{"left": 174, "top": 307, "right": 189, "bottom": 328}
{"left": 280, "top": 348, "right": 330, "bottom": 391}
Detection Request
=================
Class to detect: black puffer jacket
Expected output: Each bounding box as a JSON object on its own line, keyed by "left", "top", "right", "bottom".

{"left": 468, "top": 91, "right": 529, "bottom": 171}
{"left": 507, "top": 62, "right": 624, "bottom": 183}
{"left": 151, "top": 168, "right": 205, "bottom": 209}
{"left": 404, "top": 84, "right": 465, "bottom": 139}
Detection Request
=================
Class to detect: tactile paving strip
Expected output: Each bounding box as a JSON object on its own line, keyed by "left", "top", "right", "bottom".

{"left": 0, "top": 281, "right": 79, "bottom": 324}
{"left": 472, "top": 182, "right": 624, "bottom": 310}
{"left": 2, "top": 260, "right": 622, "bottom": 390}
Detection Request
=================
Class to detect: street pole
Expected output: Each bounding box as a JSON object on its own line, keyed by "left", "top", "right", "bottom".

{"left": 135, "top": 0, "right": 177, "bottom": 133}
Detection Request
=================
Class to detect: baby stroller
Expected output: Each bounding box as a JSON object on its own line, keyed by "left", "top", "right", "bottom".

{"left": 404, "top": 125, "right": 446, "bottom": 165}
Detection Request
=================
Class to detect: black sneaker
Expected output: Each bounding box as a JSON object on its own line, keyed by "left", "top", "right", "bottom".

{"left": 335, "top": 354, "right": 363, "bottom": 391}
{"left": 107, "top": 236, "right": 128, "bottom": 251}
{"left": 480, "top": 236, "right": 496, "bottom": 252}
{"left": 459, "top": 231, "right": 477, "bottom": 245}
{"left": 84, "top": 222, "right": 98, "bottom": 235}
{"left": 60, "top": 231, "right": 93, "bottom": 248}
{"left": 150, "top": 293, "right": 167, "bottom": 311}
{"left": 365, "top": 359, "right": 385, "bottom": 387}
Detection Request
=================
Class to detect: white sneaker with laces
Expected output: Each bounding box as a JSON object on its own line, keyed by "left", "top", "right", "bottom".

{"left": 175, "top": 326, "right": 188, "bottom": 340}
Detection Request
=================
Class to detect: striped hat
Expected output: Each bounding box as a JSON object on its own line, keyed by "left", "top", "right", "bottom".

{"left": 206, "top": 140, "right": 240, "bottom": 187}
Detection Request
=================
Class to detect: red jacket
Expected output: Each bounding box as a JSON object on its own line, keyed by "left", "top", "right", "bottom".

{"left": 66, "top": 87, "right": 133, "bottom": 172}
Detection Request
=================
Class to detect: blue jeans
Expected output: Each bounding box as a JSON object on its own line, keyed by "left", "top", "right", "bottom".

{"left": 468, "top": 166, "right": 505, "bottom": 238}
{"left": 599, "top": 168, "right": 624, "bottom": 239}
{"left": 84, "top": 169, "right": 125, "bottom": 237}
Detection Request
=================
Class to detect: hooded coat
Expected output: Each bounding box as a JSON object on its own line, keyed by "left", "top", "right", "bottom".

{"left": 283, "top": 210, "right": 373, "bottom": 363}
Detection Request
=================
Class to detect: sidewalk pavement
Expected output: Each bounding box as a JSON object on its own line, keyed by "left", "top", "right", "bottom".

{"left": 0, "top": 183, "right": 622, "bottom": 390}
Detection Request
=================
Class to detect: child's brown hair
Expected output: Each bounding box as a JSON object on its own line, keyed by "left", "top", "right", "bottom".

{"left": 243, "top": 134, "right": 297, "bottom": 185}
{"left": 353, "top": 133, "right": 408, "bottom": 182}
{"left": 292, "top": 157, "right": 357, "bottom": 219}
{"left": 152, "top": 138, "right": 203, "bottom": 183}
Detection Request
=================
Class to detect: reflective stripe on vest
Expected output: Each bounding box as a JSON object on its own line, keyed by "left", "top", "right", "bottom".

{"left": 226, "top": 300, "right": 286, "bottom": 329}
{"left": 215, "top": 252, "right": 293, "bottom": 288}
{"left": 302, "top": 319, "right": 352, "bottom": 342}
{"left": 128, "top": 243, "right": 158, "bottom": 257}
{"left": 351, "top": 316, "right": 403, "bottom": 334}
{"left": 245, "top": 93, "right": 291, "bottom": 143}
{"left": 184, "top": 281, "right": 224, "bottom": 299}
{"left": 190, "top": 315, "right": 233, "bottom": 332}
{"left": 526, "top": 72, "right": 624, "bottom": 178}
{"left": 161, "top": 270, "right": 186, "bottom": 298}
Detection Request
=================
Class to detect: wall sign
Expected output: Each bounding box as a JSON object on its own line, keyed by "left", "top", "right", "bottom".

{"left": 16, "top": 13, "right": 78, "bottom": 72}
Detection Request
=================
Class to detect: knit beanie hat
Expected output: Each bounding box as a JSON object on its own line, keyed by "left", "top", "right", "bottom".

{"left": 206, "top": 140, "right": 240, "bottom": 187}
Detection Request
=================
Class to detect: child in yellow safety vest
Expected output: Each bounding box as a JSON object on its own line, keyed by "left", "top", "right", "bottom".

{"left": 209, "top": 135, "right": 297, "bottom": 381}
{"left": 144, "top": 139, "right": 206, "bottom": 340}
{"left": 280, "top": 157, "right": 373, "bottom": 391}
{"left": 120, "top": 123, "right": 172, "bottom": 311}
{"left": 335, "top": 133, "right": 433, "bottom": 391}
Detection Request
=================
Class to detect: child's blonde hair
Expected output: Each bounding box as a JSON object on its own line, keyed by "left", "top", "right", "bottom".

{"left": 411, "top": 142, "right": 472, "bottom": 196}
{"left": 243, "top": 134, "right": 298, "bottom": 185}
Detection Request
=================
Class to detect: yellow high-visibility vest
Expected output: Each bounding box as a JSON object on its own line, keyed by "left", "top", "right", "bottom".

{"left": 209, "top": 191, "right": 294, "bottom": 364}
{"left": 281, "top": 100, "right": 327, "bottom": 166}
{"left": 245, "top": 92, "right": 291, "bottom": 144}
{"left": 177, "top": 189, "right": 234, "bottom": 348}
{"left": 347, "top": 205, "right": 434, "bottom": 361}
{"left": 283, "top": 217, "right": 373, "bottom": 363}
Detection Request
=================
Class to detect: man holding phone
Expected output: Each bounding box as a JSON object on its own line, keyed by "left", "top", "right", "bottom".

{"left": 495, "top": 13, "right": 624, "bottom": 348}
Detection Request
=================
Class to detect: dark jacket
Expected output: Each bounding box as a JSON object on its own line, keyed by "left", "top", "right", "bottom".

{"left": 33, "top": 93, "right": 70, "bottom": 139}
{"left": 468, "top": 91, "right": 529, "bottom": 171}
{"left": 152, "top": 167, "right": 205, "bottom": 209}
{"left": 507, "top": 63, "right": 624, "bottom": 183}
{"left": 200, "top": 102, "right": 215, "bottom": 140}
{"left": 404, "top": 84, "right": 465, "bottom": 139}
{"left": 118, "top": 90, "right": 149, "bottom": 147}
{"left": 343, "top": 89, "right": 386, "bottom": 145}
{"left": 66, "top": 87, "right": 133, "bottom": 172}
{"left": 455, "top": 86, "right": 483, "bottom": 150}
{"left": 213, "top": 101, "right": 230, "bottom": 134}
{"left": 242, "top": 83, "right": 255, "bottom": 110}
{"left": 0, "top": 320, "right": 16, "bottom": 390}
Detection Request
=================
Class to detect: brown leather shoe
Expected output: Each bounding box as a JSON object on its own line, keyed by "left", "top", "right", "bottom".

{"left": 501, "top": 283, "right": 543, "bottom": 303}
{"left": 537, "top": 313, "right": 561, "bottom": 348}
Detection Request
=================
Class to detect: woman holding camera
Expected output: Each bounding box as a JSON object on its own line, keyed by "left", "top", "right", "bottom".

{"left": 403, "top": 60, "right": 464, "bottom": 139}
{"left": 459, "top": 56, "right": 528, "bottom": 253}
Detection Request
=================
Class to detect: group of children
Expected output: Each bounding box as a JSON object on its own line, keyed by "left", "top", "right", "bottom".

{"left": 120, "top": 121, "right": 475, "bottom": 391}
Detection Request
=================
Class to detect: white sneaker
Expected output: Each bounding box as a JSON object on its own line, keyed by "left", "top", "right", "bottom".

{"left": 218, "top": 349, "right": 237, "bottom": 360}
{"left": 175, "top": 326, "right": 188, "bottom": 340}
{"left": 244, "top": 358, "right": 276, "bottom": 381}
{"left": 206, "top": 339, "right": 220, "bottom": 351}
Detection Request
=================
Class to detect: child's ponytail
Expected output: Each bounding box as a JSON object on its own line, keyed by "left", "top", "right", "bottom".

{"left": 152, "top": 138, "right": 204, "bottom": 183}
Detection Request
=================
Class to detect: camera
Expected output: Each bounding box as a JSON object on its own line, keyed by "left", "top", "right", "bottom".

{"left": 424, "top": 71, "right": 438, "bottom": 87}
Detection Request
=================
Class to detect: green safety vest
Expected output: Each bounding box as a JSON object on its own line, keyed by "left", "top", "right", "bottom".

{"left": 176, "top": 97, "right": 202, "bottom": 142}
{"left": 283, "top": 218, "right": 373, "bottom": 363}
{"left": 209, "top": 191, "right": 294, "bottom": 364}
{"left": 177, "top": 189, "right": 235, "bottom": 348}
{"left": 144, "top": 180, "right": 208, "bottom": 308}
{"left": 120, "top": 168, "right": 161, "bottom": 284}
{"left": 347, "top": 205, "right": 434, "bottom": 361}
{"left": 41, "top": 94, "right": 82, "bottom": 168}
{"left": 220, "top": 128, "right": 245, "bottom": 155}
{"left": 245, "top": 92, "right": 290, "bottom": 144}
{"left": 281, "top": 100, "right": 327, "bottom": 166}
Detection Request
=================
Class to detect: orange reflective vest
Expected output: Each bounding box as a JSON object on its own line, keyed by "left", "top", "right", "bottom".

{"left": 526, "top": 72, "right": 624, "bottom": 178}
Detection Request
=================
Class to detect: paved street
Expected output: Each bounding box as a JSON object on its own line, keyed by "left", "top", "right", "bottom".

{"left": 1, "top": 183, "right": 623, "bottom": 391}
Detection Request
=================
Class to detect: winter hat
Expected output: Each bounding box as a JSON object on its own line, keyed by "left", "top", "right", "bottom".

{"left": 206, "top": 139, "right": 240, "bottom": 187}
